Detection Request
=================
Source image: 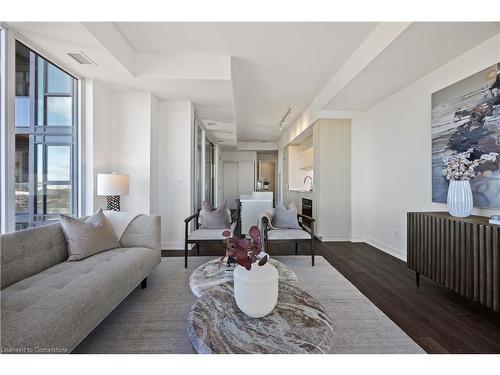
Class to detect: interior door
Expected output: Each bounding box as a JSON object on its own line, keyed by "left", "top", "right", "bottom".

{"left": 223, "top": 162, "right": 238, "bottom": 209}
{"left": 237, "top": 162, "right": 255, "bottom": 196}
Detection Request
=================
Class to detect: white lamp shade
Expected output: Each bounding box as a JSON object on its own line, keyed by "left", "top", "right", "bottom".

{"left": 97, "top": 173, "right": 129, "bottom": 196}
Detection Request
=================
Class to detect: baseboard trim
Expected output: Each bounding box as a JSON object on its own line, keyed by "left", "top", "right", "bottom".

{"left": 320, "top": 236, "right": 354, "bottom": 242}
{"left": 364, "top": 237, "right": 406, "bottom": 261}
{"left": 350, "top": 236, "right": 365, "bottom": 243}
{"left": 162, "top": 242, "right": 192, "bottom": 250}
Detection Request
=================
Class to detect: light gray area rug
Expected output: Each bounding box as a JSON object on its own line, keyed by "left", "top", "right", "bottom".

{"left": 74, "top": 256, "right": 424, "bottom": 354}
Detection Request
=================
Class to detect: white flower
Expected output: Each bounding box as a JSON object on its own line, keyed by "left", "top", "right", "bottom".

{"left": 442, "top": 149, "right": 498, "bottom": 181}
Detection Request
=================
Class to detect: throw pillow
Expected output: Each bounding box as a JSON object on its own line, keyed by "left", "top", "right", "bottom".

{"left": 199, "top": 201, "right": 231, "bottom": 229}
{"left": 272, "top": 204, "right": 300, "bottom": 229}
{"left": 200, "top": 201, "right": 214, "bottom": 214}
{"left": 288, "top": 201, "right": 298, "bottom": 212}
{"left": 60, "top": 209, "right": 121, "bottom": 261}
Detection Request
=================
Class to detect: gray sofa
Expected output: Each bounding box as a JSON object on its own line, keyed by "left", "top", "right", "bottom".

{"left": 0, "top": 214, "right": 161, "bottom": 353}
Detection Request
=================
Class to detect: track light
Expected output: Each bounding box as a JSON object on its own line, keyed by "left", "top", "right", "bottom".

{"left": 279, "top": 108, "right": 292, "bottom": 131}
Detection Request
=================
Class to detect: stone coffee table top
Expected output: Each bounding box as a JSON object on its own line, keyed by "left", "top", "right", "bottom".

{"left": 189, "top": 257, "right": 298, "bottom": 298}
{"left": 187, "top": 281, "right": 333, "bottom": 354}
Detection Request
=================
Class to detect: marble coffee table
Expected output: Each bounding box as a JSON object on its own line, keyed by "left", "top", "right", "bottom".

{"left": 189, "top": 257, "right": 298, "bottom": 298}
{"left": 187, "top": 281, "right": 333, "bottom": 354}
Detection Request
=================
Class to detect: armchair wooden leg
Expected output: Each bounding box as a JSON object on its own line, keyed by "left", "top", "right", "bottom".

{"left": 311, "top": 238, "right": 315, "bottom": 267}
{"left": 197, "top": 243, "right": 200, "bottom": 255}
{"left": 185, "top": 221, "right": 189, "bottom": 268}
{"left": 295, "top": 242, "right": 298, "bottom": 255}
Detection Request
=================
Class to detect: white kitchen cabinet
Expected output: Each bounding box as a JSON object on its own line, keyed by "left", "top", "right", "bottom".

{"left": 222, "top": 161, "right": 255, "bottom": 209}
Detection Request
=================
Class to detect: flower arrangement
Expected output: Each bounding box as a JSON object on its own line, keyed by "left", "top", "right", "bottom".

{"left": 443, "top": 148, "right": 498, "bottom": 181}
{"left": 220, "top": 225, "right": 267, "bottom": 270}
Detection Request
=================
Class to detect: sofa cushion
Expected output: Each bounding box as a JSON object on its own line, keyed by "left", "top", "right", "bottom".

{"left": 1, "top": 223, "right": 68, "bottom": 290}
{"left": 0, "top": 246, "right": 160, "bottom": 352}
{"left": 60, "top": 209, "right": 120, "bottom": 261}
{"left": 267, "top": 229, "right": 311, "bottom": 240}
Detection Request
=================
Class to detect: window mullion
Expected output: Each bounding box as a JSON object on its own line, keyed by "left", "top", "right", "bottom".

{"left": 72, "top": 78, "right": 78, "bottom": 216}
{"left": 43, "top": 143, "right": 47, "bottom": 218}
{"left": 27, "top": 50, "right": 36, "bottom": 226}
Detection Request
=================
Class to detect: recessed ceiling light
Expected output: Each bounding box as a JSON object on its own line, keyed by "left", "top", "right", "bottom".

{"left": 206, "top": 121, "right": 218, "bottom": 127}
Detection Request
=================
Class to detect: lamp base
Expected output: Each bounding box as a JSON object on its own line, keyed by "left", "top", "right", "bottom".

{"left": 106, "top": 195, "right": 120, "bottom": 211}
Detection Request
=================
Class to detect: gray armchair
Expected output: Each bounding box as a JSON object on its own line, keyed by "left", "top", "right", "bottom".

{"left": 262, "top": 213, "right": 315, "bottom": 266}
{"left": 184, "top": 201, "right": 241, "bottom": 268}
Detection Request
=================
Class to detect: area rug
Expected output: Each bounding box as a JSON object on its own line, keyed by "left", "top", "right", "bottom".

{"left": 74, "top": 256, "right": 424, "bottom": 354}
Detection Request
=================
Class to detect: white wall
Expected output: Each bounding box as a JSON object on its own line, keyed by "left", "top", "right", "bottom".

{"left": 84, "top": 87, "right": 194, "bottom": 249}
{"left": 149, "top": 94, "right": 159, "bottom": 217}
{"left": 83, "top": 79, "right": 112, "bottom": 215}
{"left": 237, "top": 141, "right": 278, "bottom": 151}
{"left": 331, "top": 111, "right": 367, "bottom": 242}
{"left": 84, "top": 85, "right": 158, "bottom": 217}
{"left": 157, "top": 101, "right": 194, "bottom": 249}
{"left": 109, "top": 91, "right": 153, "bottom": 214}
{"left": 363, "top": 33, "right": 500, "bottom": 260}
{"left": 221, "top": 151, "right": 257, "bottom": 162}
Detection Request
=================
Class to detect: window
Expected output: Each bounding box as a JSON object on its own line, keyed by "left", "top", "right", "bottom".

{"left": 14, "top": 41, "right": 78, "bottom": 230}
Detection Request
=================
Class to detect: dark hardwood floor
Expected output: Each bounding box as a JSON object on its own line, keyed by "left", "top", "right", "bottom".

{"left": 164, "top": 240, "right": 500, "bottom": 354}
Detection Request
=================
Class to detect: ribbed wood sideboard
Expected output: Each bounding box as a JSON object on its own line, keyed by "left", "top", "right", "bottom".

{"left": 407, "top": 212, "right": 500, "bottom": 312}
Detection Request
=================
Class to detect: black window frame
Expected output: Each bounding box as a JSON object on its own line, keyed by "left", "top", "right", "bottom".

{"left": 14, "top": 40, "right": 79, "bottom": 229}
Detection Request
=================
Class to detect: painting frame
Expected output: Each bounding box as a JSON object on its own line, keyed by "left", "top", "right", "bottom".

{"left": 431, "top": 63, "right": 500, "bottom": 209}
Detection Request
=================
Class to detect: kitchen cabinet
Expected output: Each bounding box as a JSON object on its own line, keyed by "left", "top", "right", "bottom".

{"left": 222, "top": 161, "right": 255, "bottom": 209}
{"left": 287, "top": 136, "right": 314, "bottom": 191}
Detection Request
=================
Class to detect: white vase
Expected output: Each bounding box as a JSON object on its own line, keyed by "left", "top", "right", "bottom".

{"left": 233, "top": 254, "right": 278, "bottom": 318}
{"left": 447, "top": 180, "right": 473, "bottom": 218}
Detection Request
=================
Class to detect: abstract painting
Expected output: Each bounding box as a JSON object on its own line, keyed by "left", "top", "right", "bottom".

{"left": 432, "top": 63, "right": 500, "bottom": 208}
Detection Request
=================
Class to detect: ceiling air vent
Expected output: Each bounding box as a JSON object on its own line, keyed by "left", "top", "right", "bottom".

{"left": 67, "top": 52, "right": 96, "bottom": 65}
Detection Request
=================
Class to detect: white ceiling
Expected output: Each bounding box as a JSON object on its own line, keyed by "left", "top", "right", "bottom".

{"left": 7, "top": 22, "right": 500, "bottom": 148}
{"left": 323, "top": 22, "right": 500, "bottom": 111}
{"left": 113, "top": 22, "right": 378, "bottom": 141}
